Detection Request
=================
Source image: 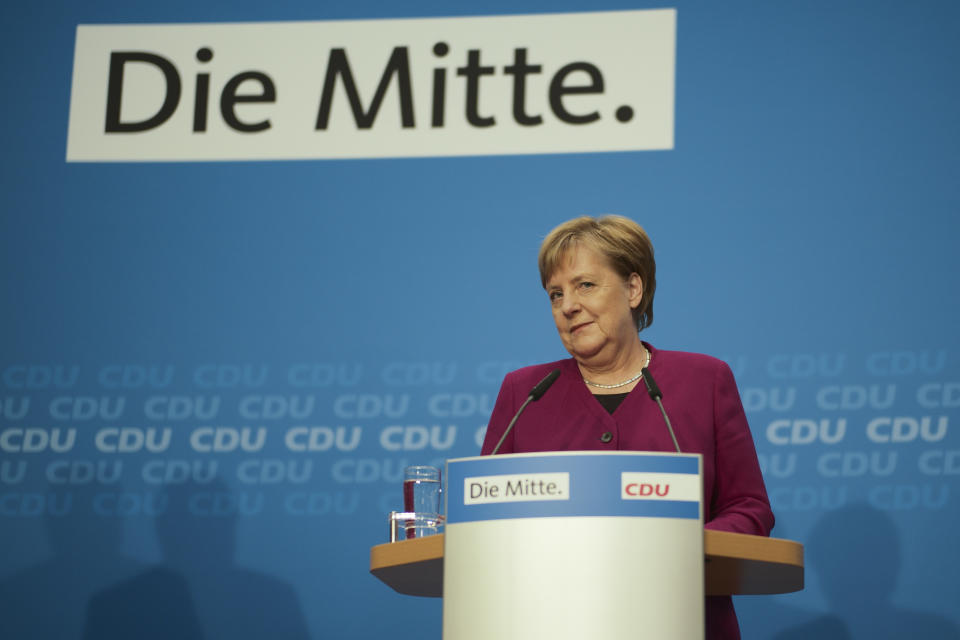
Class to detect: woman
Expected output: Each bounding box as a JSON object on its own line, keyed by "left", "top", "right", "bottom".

{"left": 481, "top": 215, "right": 774, "bottom": 640}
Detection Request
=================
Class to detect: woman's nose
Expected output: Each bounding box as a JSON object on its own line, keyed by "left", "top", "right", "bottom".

{"left": 561, "top": 293, "right": 580, "bottom": 315}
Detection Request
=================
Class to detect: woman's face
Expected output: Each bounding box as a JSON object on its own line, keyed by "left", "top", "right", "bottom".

{"left": 545, "top": 244, "right": 643, "bottom": 365}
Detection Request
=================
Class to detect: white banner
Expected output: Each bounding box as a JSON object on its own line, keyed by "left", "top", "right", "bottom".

{"left": 66, "top": 9, "right": 676, "bottom": 161}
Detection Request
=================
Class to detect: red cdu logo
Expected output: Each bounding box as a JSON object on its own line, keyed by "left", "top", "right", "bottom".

{"left": 624, "top": 482, "right": 670, "bottom": 497}
{"left": 621, "top": 471, "right": 700, "bottom": 502}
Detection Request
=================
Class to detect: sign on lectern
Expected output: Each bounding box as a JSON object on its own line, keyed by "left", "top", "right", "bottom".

{"left": 443, "top": 451, "right": 704, "bottom": 640}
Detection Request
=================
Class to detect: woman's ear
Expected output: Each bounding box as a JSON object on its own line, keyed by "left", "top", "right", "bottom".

{"left": 627, "top": 273, "right": 643, "bottom": 309}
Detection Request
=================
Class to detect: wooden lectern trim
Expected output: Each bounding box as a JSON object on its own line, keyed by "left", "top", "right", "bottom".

{"left": 370, "top": 530, "right": 804, "bottom": 597}
{"left": 705, "top": 530, "right": 804, "bottom": 566}
{"left": 370, "top": 534, "right": 445, "bottom": 597}
{"left": 370, "top": 534, "right": 444, "bottom": 567}
{"left": 702, "top": 530, "right": 804, "bottom": 595}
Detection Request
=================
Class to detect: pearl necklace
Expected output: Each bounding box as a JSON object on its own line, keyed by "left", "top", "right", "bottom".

{"left": 582, "top": 347, "right": 651, "bottom": 389}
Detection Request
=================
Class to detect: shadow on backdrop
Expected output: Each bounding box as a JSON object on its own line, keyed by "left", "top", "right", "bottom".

{"left": 773, "top": 503, "right": 959, "bottom": 640}
{"left": 83, "top": 479, "right": 310, "bottom": 640}
{"left": 0, "top": 484, "right": 143, "bottom": 640}
{"left": 733, "top": 521, "right": 811, "bottom": 638}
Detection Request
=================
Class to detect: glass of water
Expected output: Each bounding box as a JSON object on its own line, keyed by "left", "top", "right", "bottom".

{"left": 403, "top": 465, "right": 442, "bottom": 538}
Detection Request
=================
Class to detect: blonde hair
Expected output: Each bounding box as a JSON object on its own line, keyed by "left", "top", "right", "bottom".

{"left": 538, "top": 215, "right": 656, "bottom": 331}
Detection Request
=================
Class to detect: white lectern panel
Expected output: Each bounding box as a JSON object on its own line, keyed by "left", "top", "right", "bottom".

{"left": 444, "top": 452, "right": 704, "bottom": 640}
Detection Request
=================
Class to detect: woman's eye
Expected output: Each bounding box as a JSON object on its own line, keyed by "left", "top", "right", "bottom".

{"left": 549, "top": 291, "right": 562, "bottom": 302}
{"left": 579, "top": 281, "right": 595, "bottom": 290}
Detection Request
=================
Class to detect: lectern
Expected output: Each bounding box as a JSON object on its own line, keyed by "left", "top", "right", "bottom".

{"left": 371, "top": 452, "right": 803, "bottom": 640}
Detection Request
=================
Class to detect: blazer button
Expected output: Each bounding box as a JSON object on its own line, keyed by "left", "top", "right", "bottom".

{"left": 600, "top": 432, "right": 613, "bottom": 443}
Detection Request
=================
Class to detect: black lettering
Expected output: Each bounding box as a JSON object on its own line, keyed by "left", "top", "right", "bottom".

{"left": 431, "top": 42, "right": 449, "bottom": 127}
{"left": 456, "top": 50, "right": 496, "bottom": 127}
{"left": 503, "top": 48, "right": 542, "bottom": 126}
{"left": 549, "top": 62, "right": 603, "bottom": 125}
{"left": 193, "top": 48, "right": 213, "bottom": 132}
{"left": 105, "top": 52, "right": 181, "bottom": 133}
{"left": 194, "top": 73, "right": 210, "bottom": 131}
{"left": 220, "top": 71, "right": 275, "bottom": 133}
{"left": 315, "top": 47, "right": 415, "bottom": 130}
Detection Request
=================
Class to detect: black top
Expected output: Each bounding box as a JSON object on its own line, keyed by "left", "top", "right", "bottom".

{"left": 593, "top": 392, "right": 630, "bottom": 414}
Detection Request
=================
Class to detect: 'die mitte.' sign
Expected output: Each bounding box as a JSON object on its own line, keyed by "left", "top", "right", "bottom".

{"left": 66, "top": 10, "right": 675, "bottom": 161}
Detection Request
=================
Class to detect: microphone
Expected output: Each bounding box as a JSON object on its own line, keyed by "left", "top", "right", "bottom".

{"left": 490, "top": 369, "right": 561, "bottom": 455}
{"left": 641, "top": 367, "right": 681, "bottom": 454}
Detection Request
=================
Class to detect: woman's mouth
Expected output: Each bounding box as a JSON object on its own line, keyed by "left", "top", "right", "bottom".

{"left": 571, "top": 322, "right": 592, "bottom": 334}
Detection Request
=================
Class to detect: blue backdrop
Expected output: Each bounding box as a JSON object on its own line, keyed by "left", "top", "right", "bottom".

{"left": 1, "top": 1, "right": 958, "bottom": 639}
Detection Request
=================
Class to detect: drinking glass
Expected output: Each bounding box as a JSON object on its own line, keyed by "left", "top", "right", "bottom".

{"left": 403, "top": 465, "right": 442, "bottom": 538}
